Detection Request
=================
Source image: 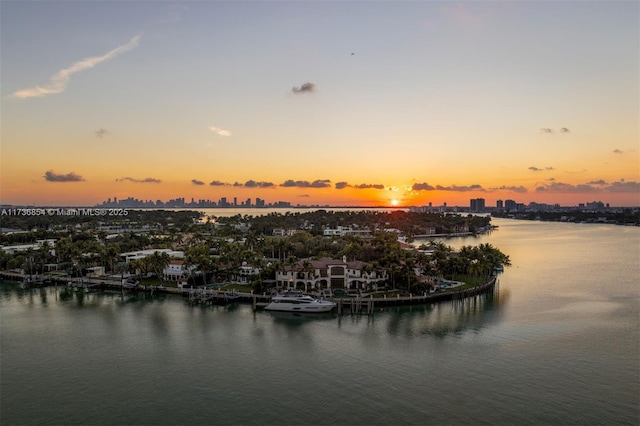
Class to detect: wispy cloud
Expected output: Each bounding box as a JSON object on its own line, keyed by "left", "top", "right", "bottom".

{"left": 607, "top": 180, "right": 640, "bottom": 192}
{"left": 491, "top": 185, "right": 528, "bottom": 193}
{"left": 209, "top": 180, "right": 230, "bottom": 186}
{"left": 334, "top": 182, "right": 385, "bottom": 190}
{"left": 291, "top": 82, "right": 316, "bottom": 94}
{"left": 613, "top": 149, "right": 624, "bottom": 154}
{"left": 44, "top": 170, "right": 85, "bottom": 182}
{"left": 354, "top": 183, "right": 385, "bottom": 190}
{"left": 540, "top": 128, "right": 570, "bottom": 134}
{"left": 536, "top": 180, "right": 640, "bottom": 193}
{"left": 11, "top": 35, "right": 141, "bottom": 99}
{"left": 536, "top": 182, "right": 600, "bottom": 193}
{"left": 412, "top": 183, "right": 435, "bottom": 191}
{"left": 244, "top": 180, "right": 275, "bottom": 188}
{"left": 281, "top": 179, "right": 330, "bottom": 188}
{"left": 209, "top": 126, "right": 231, "bottom": 137}
{"left": 191, "top": 179, "right": 205, "bottom": 186}
{"left": 436, "top": 184, "right": 485, "bottom": 192}
{"left": 95, "top": 128, "right": 109, "bottom": 138}
{"left": 116, "top": 177, "right": 161, "bottom": 183}
{"left": 529, "top": 166, "right": 554, "bottom": 172}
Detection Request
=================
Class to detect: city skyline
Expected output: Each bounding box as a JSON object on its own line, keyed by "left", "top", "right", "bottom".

{"left": 2, "top": 2, "right": 639, "bottom": 207}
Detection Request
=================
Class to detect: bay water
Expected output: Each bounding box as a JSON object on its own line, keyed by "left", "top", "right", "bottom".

{"left": 1, "top": 218, "right": 638, "bottom": 425}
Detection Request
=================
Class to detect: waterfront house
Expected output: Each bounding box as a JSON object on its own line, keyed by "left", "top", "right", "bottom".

{"left": 120, "top": 248, "right": 184, "bottom": 263}
{"left": 228, "top": 262, "right": 261, "bottom": 285}
{"left": 323, "top": 225, "right": 371, "bottom": 237}
{"left": 163, "top": 260, "right": 195, "bottom": 283}
{"left": 275, "top": 256, "right": 387, "bottom": 292}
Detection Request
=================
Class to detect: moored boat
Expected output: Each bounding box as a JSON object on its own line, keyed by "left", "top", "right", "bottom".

{"left": 265, "top": 289, "right": 336, "bottom": 313}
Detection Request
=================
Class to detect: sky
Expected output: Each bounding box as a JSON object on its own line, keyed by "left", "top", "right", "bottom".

{"left": 1, "top": 1, "right": 639, "bottom": 208}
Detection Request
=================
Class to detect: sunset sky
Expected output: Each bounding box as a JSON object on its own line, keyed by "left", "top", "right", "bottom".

{"left": 1, "top": 1, "right": 638, "bottom": 207}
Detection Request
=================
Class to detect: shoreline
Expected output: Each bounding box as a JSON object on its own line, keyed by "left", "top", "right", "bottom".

{"left": 0, "top": 272, "right": 498, "bottom": 311}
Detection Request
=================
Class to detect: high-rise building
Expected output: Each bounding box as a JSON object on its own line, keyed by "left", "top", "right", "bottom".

{"left": 470, "top": 198, "right": 485, "bottom": 213}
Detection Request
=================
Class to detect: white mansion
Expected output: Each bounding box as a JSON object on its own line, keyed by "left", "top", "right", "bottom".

{"left": 275, "top": 256, "right": 387, "bottom": 292}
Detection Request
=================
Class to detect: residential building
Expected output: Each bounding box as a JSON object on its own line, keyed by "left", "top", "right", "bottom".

{"left": 120, "top": 248, "right": 184, "bottom": 262}
{"left": 163, "top": 260, "right": 196, "bottom": 283}
{"left": 275, "top": 256, "right": 387, "bottom": 292}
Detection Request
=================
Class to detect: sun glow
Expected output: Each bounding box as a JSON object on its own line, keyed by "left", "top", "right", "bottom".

{"left": 391, "top": 199, "right": 399, "bottom": 206}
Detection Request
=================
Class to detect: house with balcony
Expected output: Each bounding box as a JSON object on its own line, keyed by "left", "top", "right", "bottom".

{"left": 229, "top": 262, "right": 261, "bottom": 285}
{"left": 275, "top": 256, "right": 387, "bottom": 292}
{"left": 323, "top": 225, "right": 371, "bottom": 237}
{"left": 163, "top": 260, "right": 196, "bottom": 284}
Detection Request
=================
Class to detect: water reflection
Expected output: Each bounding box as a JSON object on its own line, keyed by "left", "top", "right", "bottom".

{"left": 267, "top": 311, "right": 338, "bottom": 324}
{"left": 0, "top": 281, "right": 510, "bottom": 340}
{"left": 380, "top": 287, "right": 510, "bottom": 338}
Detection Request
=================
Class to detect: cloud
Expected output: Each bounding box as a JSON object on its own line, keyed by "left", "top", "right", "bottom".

{"left": 535, "top": 182, "right": 600, "bottom": 193}
{"left": 355, "top": 183, "right": 385, "bottom": 190}
{"left": 191, "top": 179, "right": 205, "bottom": 186}
{"left": 209, "top": 180, "right": 230, "bottom": 186}
{"left": 280, "top": 179, "right": 331, "bottom": 188}
{"left": 209, "top": 126, "right": 231, "bottom": 137}
{"left": 412, "top": 182, "right": 435, "bottom": 191}
{"left": 607, "top": 181, "right": 640, "bottom": 193}
{"left": 540, "top": 128, "right": 569, "bottom": 134}
{"left": 613, "top": 149, "right": 624, "bottom": 154}
{"left": 491, "top": 185, "right": 528, "bottom": 193}
{"left": 95, "top": 128, "right": 109, "bottom": 138}
{"left": 529, "top": 166, "right": 554, "bottom": 172}
{"left": 116, "top": 177, "right": 161, "bottom": 183}
{"left": 435, "top": 184, "right": 485, "bottom": 192}
{"left": 535, "top": 180, "right": 640, "bottom": 194}
{"left": 334, "top": 182, "right": 385, "bottom": 190}
{"left": 244, "top": 180, "right": 275, "bottom": 188}
{"left": 291, "top": 82, "right": 316, "bottom": 94}
{"left": 43, "top": 170, "right": 85, "bottom": 182}
{"left": 11, "top": 35, "right": 141, "bottom": 99}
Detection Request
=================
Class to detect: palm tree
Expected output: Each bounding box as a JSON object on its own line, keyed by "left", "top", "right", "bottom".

{"left": 185, "top": 243, "right": 211, "bottom": 286}
{"left": 146, "top": 251, "right": 170, "bottom": 284}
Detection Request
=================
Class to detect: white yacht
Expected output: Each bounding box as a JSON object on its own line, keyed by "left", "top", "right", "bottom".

{"left": 265, "top": 289, "right": 336, "bottom": 313}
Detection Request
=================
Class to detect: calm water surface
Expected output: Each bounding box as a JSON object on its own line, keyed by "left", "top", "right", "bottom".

{"left": 1, "top": 218, "right": 638, "bottom": 425}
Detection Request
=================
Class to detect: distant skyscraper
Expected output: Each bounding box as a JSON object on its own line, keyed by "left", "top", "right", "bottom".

{"left": 497, "top": 199, "right": 503, "bottom": 210}
{"left": 470, "top": 198, "right": 485, "bottom": 213}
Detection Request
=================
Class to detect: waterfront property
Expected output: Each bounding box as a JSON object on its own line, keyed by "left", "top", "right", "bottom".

{"left": 275, "top": 256, "right": 387, "bottom": 292}
{"left": 120, "top": 248, "right": 184, "bottom": 262}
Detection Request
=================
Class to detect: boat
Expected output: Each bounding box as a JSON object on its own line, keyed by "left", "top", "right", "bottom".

{"left": 265, "top": 289, "right": 336, "bottom": 313}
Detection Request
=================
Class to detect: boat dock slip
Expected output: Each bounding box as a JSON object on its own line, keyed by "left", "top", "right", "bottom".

{"left": 335, "top": 298, "right": 375, "bottom": 315}
{"left": 185, "top": 289, "right": 246, "bottom": 306}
